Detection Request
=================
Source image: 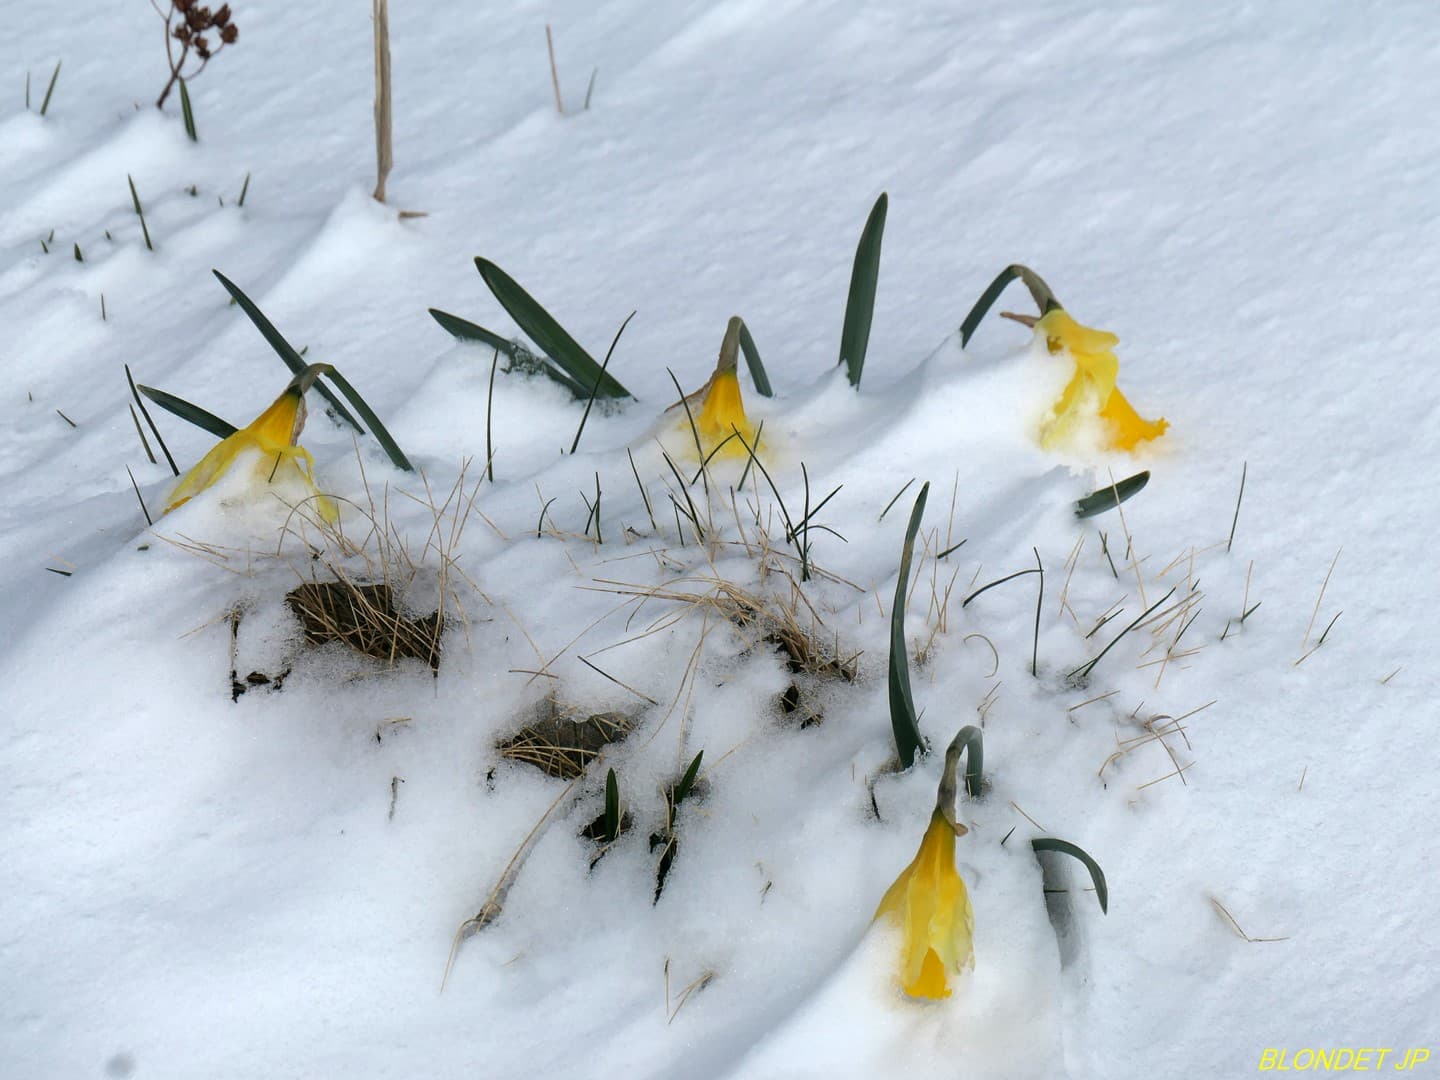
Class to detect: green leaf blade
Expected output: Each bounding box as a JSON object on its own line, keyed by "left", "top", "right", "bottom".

{"left": 137, "top": 385, "right": 238, "bottom": 440}
{"left": 673, "top": 751, "right": 703, "bottom": 807}
{"left": 959, "top": 264, "right": 1061, "bottom": 348}
{"left": 838, "top": 192, "right": 887, "bottom": 388}
{"left": 888, "top": 480, "right": 929, "bottom": 767}
{"left": 179, "top": 76, "right": 197, "bottom": 141}
{"left": 429, "top": 308, "right": 515, "bottom": 353}
{"left": 954, "top": 724, "right": 983, "bottom": 799}
{"left": 604, "top": 768, "right": 620, "bottom": 843}
{"left": 323, "top": 368, "right": 414, "bottom": 472}
{"left": 1074, "top": 471, "right": 1150, "bottom": 519}
{"left": 211, "top": 270, "right": 365, "bottom": 433}
{"left": 428, "top": 308, "right": 589, "bottom": 397}
{"left": 737, "top": 319, "right": 773, "bottom": 398}
{"left": 1032, "top": 837, "right": 1109, "bottom": 914}
{"left": 473, "top": 258, "right": 631, "bottom": 399}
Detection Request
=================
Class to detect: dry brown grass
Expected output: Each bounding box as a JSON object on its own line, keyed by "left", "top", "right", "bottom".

{"left": 497, "top": 697, "right": 633, "bottom": 780}
{"left": 286, "top": 579, "right": 442, "bottom": 670}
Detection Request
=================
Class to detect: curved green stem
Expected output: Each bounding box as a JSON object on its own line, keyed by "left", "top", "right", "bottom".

{"left": 959, "top": 264, "right": 1062, "bottom": 348}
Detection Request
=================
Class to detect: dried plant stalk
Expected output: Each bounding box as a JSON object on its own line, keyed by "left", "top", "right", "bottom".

{"left": 372, "top": 0, "right": 393, "bottom": 202}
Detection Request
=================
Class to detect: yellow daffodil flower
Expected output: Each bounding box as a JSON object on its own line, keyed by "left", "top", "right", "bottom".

{"left": 162, "top": 365, "right": 338, "bottom": 522}
{"left": 1036, "top": 308, "right": 1167, "bottom": 452}
{"left": 671, "top": 317, "right": 758, "bottom": 461}
{"left": 873, "top": 730, "right": 976, "bottom": 1000}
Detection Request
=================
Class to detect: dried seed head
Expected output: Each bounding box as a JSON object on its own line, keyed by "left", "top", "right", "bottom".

{"left": 173, "top": 0, "right": 193, "bottom": 13}
{"left": 194, "top": 35, "right": 212, "bottom": 58}
{"left": 220, "top": 22, "right": 237, "bottom": 44}
{"left": 214, "top": 4, "right": 231, "bottom": 27}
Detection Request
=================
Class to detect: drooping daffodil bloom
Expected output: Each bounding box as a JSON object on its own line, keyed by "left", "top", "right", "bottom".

{"left": 873, "top": 729, "right": 976, "bottom": 1000}
{"left": 670, "top": 317, "right": 759, "bottom": 461}
{"left": 1035, "top": 308, "right": 1167, "bottom": 452}
{"left": 162, "top": 364, "right": 339, "bottom": 522}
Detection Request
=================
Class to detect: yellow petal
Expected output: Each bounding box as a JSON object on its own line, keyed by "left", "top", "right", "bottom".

{"left": 1100, "top": 387, "right": 1168, "bottom": 451}
{"left": 162, "top": 433, "right": 257, "bottom": 515}
{"left": 691, "top": 370, "right": 757, "bottom": 459}
{"left": 909, "top": 948, "right": 950, "bottom": 1000}
{"left": 247, "top": 387, "right": 306, "bottom": 448}
{"left": 1036, "top": 309, "right": 1120, "bottom": 356}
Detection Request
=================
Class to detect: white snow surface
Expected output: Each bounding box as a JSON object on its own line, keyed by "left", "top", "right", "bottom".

{"left": 4, "top": 3, "right": 1439, "bottom": 1078}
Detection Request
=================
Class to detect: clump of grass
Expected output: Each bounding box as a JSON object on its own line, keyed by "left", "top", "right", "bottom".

{"left": 726, "top": 436, "right": 842, "bottom": 582}
{"left": 498, "top": 698, "right": 632, "bottom": 779}
{"left": 244, "top": 459, "right": 480, "bottom": 693}
{"left": 595, "top": 574, "right": 857, "bottom": 686}
{"left": 1069, "top": 586, "right": 1177, "bottom": 683}
{"left": 286, "top": 579, "right": 443, "bottom": 671}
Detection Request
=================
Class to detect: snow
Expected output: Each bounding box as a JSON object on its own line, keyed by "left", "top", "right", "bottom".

{"left": 4, "top": 2, "right": 1439, "bottom": 1078}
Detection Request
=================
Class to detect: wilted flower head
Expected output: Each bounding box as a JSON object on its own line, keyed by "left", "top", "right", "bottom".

{"left": 872, "top": 729, "right": 976, "bottom": 1000}
{"left": 1035, "top": 309, "right": 1167, "bottom": 452}
{"left": 162, "top": 365, "right": 338, "bottom": 522}
{"left": 156, "top": 0, "right": 240, "bottom": 108}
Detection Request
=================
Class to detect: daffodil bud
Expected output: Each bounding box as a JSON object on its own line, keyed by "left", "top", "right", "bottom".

{"left": 872, "top": 728, "right": 977, "bottom": 1000}
{"left": 671, "top": 317, "right": 759, "bottom": 461}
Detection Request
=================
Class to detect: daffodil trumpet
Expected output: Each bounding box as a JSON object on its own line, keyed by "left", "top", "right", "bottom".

{"left": 161, "top": 363, "right": 339, "bottom": 522}
{"left": 873, "top": 728, "right": 977, "bottom": 1000}
{"left": 669, "top": 317, "right": 759, "bottom": 462}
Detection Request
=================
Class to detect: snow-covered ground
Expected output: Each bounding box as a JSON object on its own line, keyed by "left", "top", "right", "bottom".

{"left": 4, "top": 3, "right": 1438, "bottom": 1078}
